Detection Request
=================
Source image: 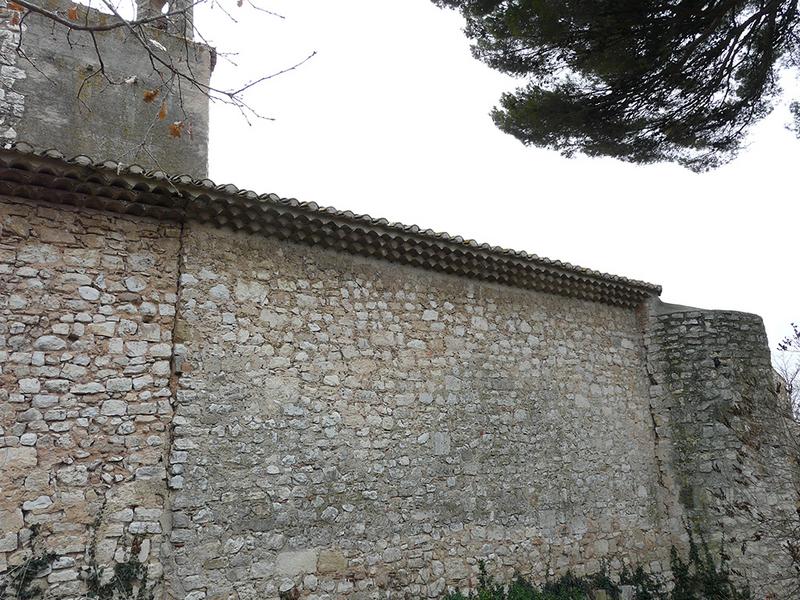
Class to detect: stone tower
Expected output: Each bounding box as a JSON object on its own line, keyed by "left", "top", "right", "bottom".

{"left": 0, "top": 0, "right": 213, "bottom": 176}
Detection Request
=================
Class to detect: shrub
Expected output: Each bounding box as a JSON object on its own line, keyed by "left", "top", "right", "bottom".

{"left": 442, "top": 530, "right": 750, "bottom": 600}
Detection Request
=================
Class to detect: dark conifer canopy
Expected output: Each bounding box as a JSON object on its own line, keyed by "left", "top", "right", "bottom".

{"left": 434, "top": 0, "right": 800, "bottom": 170}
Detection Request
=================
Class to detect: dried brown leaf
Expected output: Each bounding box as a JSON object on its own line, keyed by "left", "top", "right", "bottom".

{"left": 168, "top": 121, "right": 184, "bottom": 138}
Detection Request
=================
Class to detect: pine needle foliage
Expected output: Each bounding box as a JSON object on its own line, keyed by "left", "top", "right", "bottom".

{"left": 433, "top": 0, "right": 800, "bottom": 170}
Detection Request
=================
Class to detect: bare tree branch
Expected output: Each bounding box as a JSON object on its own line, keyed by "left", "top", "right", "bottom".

{"left": 2, "top": 0, "right": 315, "bottom": 163}
{"left": 11, "top": 0, "right": 198, "bottom": 32}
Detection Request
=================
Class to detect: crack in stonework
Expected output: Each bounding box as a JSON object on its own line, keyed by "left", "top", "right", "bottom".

{"left": 162, "top": 217, "right": 188, "bottom": 597}
{"left": 168, "top": 219, "right": 187, "bottom": 404}
{"left": 642, "top": 319, "right": 678, "bottom": 529}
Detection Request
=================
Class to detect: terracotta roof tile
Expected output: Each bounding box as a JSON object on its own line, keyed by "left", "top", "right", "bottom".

{"left": 0, "top": 142, "right": 661, "bottom": 306}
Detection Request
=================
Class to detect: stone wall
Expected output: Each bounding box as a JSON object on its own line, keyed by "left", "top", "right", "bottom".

{"left": 166, "top": 224, "right": 671, "bottom": 600}
{"left": 0, "top": 2, "right": 796, "bottom": 594}
{"left": 0, "top": 196, "right": 181, "bottom": 593}
{"left": 646, "top": 308, "right": 800, "bottom": 597}
{"left": 0, "top": 0, "right": 212, "bottom": 176}
{"left": 1, "top": 197, "right": 797, "bottom": 600}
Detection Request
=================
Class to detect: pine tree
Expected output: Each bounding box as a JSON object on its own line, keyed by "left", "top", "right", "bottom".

{"left": 434, "top": 0, "right": 800, "bottom": 171}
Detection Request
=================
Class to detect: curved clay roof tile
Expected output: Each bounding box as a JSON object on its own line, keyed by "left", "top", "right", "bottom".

{"left": 0, "top": 141, "right": 662, "bottom": 304}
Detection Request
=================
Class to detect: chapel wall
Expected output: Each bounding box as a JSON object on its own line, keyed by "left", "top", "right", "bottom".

{"left": 167, "top": 223, "right": 673, "bottom": 599}
{"left": 0, "top": 197, "right": 181, "bottom": 596}
{"left": 4, "top": 193, "right": 797, "bottom": 600}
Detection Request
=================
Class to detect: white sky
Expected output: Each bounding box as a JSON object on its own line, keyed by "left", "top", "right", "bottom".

{"left": 192, "top": 0, "right": 799, "bottom": 350}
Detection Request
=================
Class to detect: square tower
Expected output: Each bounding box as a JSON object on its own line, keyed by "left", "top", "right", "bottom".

{"left": 0, "top": 0, "right": 213, "bottom": 176}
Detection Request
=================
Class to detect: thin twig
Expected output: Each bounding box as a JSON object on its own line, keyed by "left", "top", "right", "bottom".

{"left": 12, "top": 0, "right": 197, "bottom": 32}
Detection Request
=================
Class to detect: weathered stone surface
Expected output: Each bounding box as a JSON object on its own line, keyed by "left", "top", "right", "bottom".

{"left": 17, "top": 408, "right": 42, "bottom": 422}
{"left": 276, "top": 550, "right": 318, "bottom": 577}
{"left": 19, "top": 432, "right": 37, "bottom": 446}
{"left": 22, "top": 495, "right": 53, "bottom": 510}
{"left": 0, "top": 447, "right": 37, "bottom": 468}
{"left": 78, "top": 286, "right": 100, "bottom": 301}
{"left": 317, "top": 549, "right": 348, "bottom": 574}
{"left": 0, "top": 0, "right": 212, "bottom": 175}
{"left": 33, "top": 335, "right": 66, "bottom": 351}
{"left": 70, "top": 382, "right": 105, "bottom": 394}
{"left": 18, "top": 378, "right": 41, "bottom": 393}
{"left": 166, "top": 225, "right": 672, "bottom": 598}
{"left": 106, "top": 378, "right": 133, "bottom": 393}
{"left": 1, "top": 196, "right": 795, "bottom": 600}
{"left": 0, "top": 197, "right": 180, "bottom": 596}
{"left": 646, "top": 309, "right": 799, "bottom": 597}
{"left": 0, "top": 508, "right": 24, "bottom": 533}
{"left": 0, "top": 533, "right": 18, "bottom": 552}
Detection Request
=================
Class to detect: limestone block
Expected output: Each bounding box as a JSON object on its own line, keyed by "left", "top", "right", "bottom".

{"left": 22, "top": 495, "right": 52, "bottom": 510}
{"left": 106, "top": 378, "right": 133, "bottom": 393}
{"left": 17, "top": 407, "right": 42, "bottom": 422}
{"left": 89, "top": 322, "right": 116, "bottom": 337}
{"left": 18, "top": 378, "right": 41, "bottom": 393}
{"left": 432, "top": 432, "right": 450, "bottom": 456}
{"left": 3, "top": 215, "right": 30, "bottom": 237}
{"left": 250, "top": 560, "right": 273, "bottom": 578}
{"left": 0, "top": 446, "right": 37, "bottom": 468}
{"left": 78, "top": 286, "right": 100, "bottom": 301}
{"left": 0, "top": 508, "right": 23, "bottom": 534}
{"left": 620, "top": 586, "right": 635, "bottom": 600}
{"left": 0, "top": 533, "right": 17, "bottom": 553}
{"left": 71, "top": 382, "right": 104, "bottom": 394}
{"left": 275, "top": 549, "right": 317, "bottom": 577}
{"left": 124, "top": 276, "right": 146, "bottom": 292}
{"left": 317, "top": 549, "right": 347, "bottom": 575}
{"left": 209, "top": 284, "right": 230, "bottom": 301}
{"left": 56, "top": 466, "right": 88, "bottom": 486}
{"left": 33, "top": 335, "right": 66, "bottom": 351}
{"left": 101, "top": 400, "right": 127, "bottom": 416}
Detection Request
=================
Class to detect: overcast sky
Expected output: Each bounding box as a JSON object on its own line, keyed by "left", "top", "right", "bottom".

{"left": 192, "top": 0, "right": 799, "bottom": 350}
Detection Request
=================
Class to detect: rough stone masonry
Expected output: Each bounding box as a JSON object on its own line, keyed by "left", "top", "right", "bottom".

{"left": 0, "top": 4, "right": 798, "bottom": 600}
